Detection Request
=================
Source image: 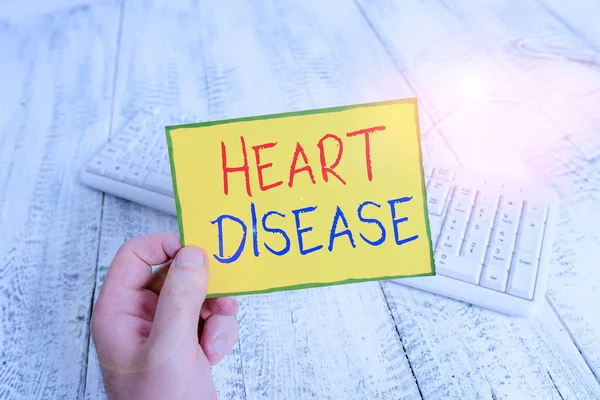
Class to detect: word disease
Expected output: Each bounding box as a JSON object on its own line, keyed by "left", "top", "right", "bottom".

{"left": 209, "top": 126, "right": 419, "bottom": 263}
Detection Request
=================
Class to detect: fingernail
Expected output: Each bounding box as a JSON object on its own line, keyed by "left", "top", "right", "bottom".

{"left": 174, "top": 246, "right": 205, "bottom": 268}
{"left": 213, "top": 337, "right": 227, "bottom": 355}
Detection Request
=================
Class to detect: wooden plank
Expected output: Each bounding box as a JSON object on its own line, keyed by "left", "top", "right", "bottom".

{"left": 422, "top": 0, "right": 600, "bottom": 384}
{"left": 354, "top": 0, "right": 569, "bottom": 179}
{"left": 82, "top": 1, "right": 246, "bottom": 399}
{"left": 524, "top": 139, "right": 600, "bottom": 383}
{"left": 0, "top": 0, "right": 97, "bottom": 21}
{"left": 0, "top": 2, "right": 120, "bottom": 399}
{"left": 352, "top": 0, "right": 600, "bottom": 397}
{"left": 533, "top": 0, "right": 600, "bottom": 160}
{"left": 194, "top": 0, "right": 434, "bottom": 398}
{"left": 441, "top": 0, "right": 600, "bottom": 160}
{"left": 382, "top": 281, "right": 600, "bottom": 399}
{"left": 537, "top": 0, "right": 600, "bottom": 51}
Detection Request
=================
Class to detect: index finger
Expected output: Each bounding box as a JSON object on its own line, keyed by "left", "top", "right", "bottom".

{"left": 102, "top": 233, "right": 181, "bottom": 293}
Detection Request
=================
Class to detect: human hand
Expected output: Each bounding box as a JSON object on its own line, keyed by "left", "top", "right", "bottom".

{"left": 91, "top": 233, "right": 239, "bottom": 400}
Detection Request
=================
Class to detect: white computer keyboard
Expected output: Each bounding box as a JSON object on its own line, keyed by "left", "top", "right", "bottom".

{"left": 81, "top": 109, "right": 559, "bottom": 317}
{"left": 398, "top": 165, "right": 558, "bottom": 317}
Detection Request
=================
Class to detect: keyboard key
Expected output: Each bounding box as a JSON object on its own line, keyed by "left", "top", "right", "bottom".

{"left": 480, "top": 265, "right": 509, "bottom": 291}
{"left": 485, "top": 244, "right": 513, "bottom": 270}
{"left": 435, "top": 252, "right": 482, "bottom": 284}
{"left": 104, "top": 163, "right": 126, "bottom": 181}
{"left": 437, "top": 229, "right": 464, "bottom": 255}
{"left": 135, "top": 138, "right": 156, "bottom": 153}
{"left": 460, "top": 235, "right": 488, "bottom": 263}
{"left": 132, "top": 154, "right": 151, "bottom": 168}
{"left": 499, "top": 196, "right": 523, "bottom": 215}
{"left": 477, "top": 192, "right": 500, "bottom": 207}
{"left": 471, "top": 200, "right": 498, "bottom": 226}
{"left": 122, "top": 123, "right": 144, "bottom": 138}
{"left": 426, "top": 180, "right": 451, "bottom": 215}
{"left": 424, "top": 165, "right": 434, "bottom": 177}
{"left": 143, "top": 173, "right": 174, "bottom": 196}
{"left": 110, "top": 135, "right": 137, "bottom": 149}
{"left": 98, "top": 145, "right": 124, "bottom": 160}
{"left": 432, "top": 168, "right": 455, "bottom": 182}
{"left": 466, "top": 221, "right": 492, "bottom": 242}
{"left": 496, "top": 208, "right": 520, "bottom": 227}
{"left": 86, "top": 156, "right": 112, "bottom": 175}
{"left": 443, "top": 216, "right": 468, "bottom": 235}
{"left": 490, "top": 222, "right": 518, "bottom": 248}
{"left": 456, "top": 187, "right": 476, "bottom": 198}
{"left": 507, "top": 252, "right": 539, "bottom": 299}
{"left": 147, "top": 157, "right": 165, "bottom": 172}
{"left": 123, "top": 166, "right": 148, "bottom": 187}
{"left": 151, "top": 142, "right": 168, "bottom": 157}
{"left": 512, "top": 252, "right": 538, "bottom": 269}
{"left": 524, "top": 201, "right": 548, "bottom": 220}
{"left": 516, "top": 217, "right": 545, "bottom": 256}
{"left": 450, "top": 187, "right": 476, "bottom": 216}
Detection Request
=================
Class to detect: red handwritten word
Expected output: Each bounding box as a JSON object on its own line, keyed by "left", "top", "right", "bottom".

{"left": 221, "top": 126, "right": 386, "bottom": 197}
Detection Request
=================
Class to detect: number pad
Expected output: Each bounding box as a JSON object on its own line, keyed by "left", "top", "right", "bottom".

{"left": 419, "top": 167, "right": 552, "bottom": 303}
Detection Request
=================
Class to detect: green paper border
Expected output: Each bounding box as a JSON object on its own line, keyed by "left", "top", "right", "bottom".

{"left": 166, "top": 130, "right": 185, "bottom": 244}
{"left": 413, "top": 101, "right": 436, "bottom": 277}
{"left": 205, "top": 271, "right": 434, "bottom": 298}
{"left": 165, "top": 97, "right": 436, "bottom": 298}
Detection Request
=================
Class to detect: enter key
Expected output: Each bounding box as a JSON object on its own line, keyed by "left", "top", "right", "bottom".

{"left": 507, "top": 252, "right": 539, "bottom": 300}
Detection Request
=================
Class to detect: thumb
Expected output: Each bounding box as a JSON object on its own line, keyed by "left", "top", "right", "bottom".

{"left": 148, "top": 246, "right": 208, "bottom": 353}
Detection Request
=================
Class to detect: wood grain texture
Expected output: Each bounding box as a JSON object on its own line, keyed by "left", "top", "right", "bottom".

{"left": 0, "top": 2, "right": 120, "bottom": 399}
{"left": 83, "top": 1, "right": 246, "bottom": 399}
{"left": 524, "top": 138, "right": 600, "bottom": 384}
{"left": 537, "top": 0, "right": 600, "bottom": 52}
{"left": 438, "top": 0, "right": 600, "bottom": 162}
{"left": 196, "top": 0, "right": 425, "bottom": 398}
{"left": 535, "top": 0, "right": 600, "bottom": 160}
{"left": 432, "top": 0, "right": 600, "bottom": 384}
{"left": 354, "top": 0, "right": 574, "bottom": 178}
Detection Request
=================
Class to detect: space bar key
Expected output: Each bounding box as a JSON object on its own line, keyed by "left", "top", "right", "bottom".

{"left": 143, "top": 173, "right": 175, "bottom": 196}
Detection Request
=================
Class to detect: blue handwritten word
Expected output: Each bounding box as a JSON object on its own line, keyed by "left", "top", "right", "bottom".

{"left": 210, "top": 196, "right": 419, "bottom": 263}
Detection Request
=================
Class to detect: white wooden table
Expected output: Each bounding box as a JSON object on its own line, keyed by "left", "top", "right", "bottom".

{"left": 1, "top": 0, "right": 600, "bottom": 399}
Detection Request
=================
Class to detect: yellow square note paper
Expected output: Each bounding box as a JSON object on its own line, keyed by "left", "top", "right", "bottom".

{"left": 166, "top": 98, "right": 434, "bottom": 297}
